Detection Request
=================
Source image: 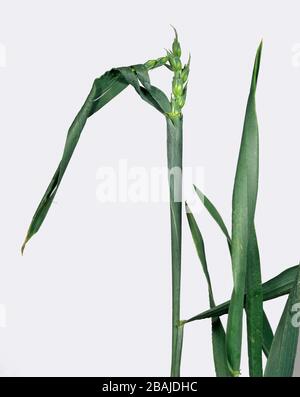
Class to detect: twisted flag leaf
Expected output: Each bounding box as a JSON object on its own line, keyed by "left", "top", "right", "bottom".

{"left": 21, "top": 63, "right": 170, "bottom": 253}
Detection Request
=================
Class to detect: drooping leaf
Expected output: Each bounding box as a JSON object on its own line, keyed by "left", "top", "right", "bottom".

{"left": 134, "top": 64, "right": 151, "bottom": 90}
{"left": 22, "top": 64, "right": 171, "bottom": 253}
{"left": 185, "top": 203, "right": 231, "bottom": 377}
{"left": 264, "top": 265, "right": 300, "bottom": 377}
{"left": 22, "top": 69, "right": 127, "bottom": 253}
{"left": 226, "top": 42, "right": 262, "bottom": 375}
{"left": 117, "top": 66, "right": 171, "bottom": 114}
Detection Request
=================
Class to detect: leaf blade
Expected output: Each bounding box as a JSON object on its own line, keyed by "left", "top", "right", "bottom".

{"left": 262, "top": 311, "right": 274, "bottom": 357}
{"left": 193, "top": 185, "right": 265, "bottom": 369}
{"left": 22, "top": 63, "right": 171, "bottom": 253}
{"left": 193, "top": 185, "right": 231, "bottom": 247}
{"left": 185, "top": 203, "right": 231, "bottom": 377}
{"left": 264, "top": 265, "right": 300, "bottom": 377}
{"left": 185, "top": 264, "right": 298, "bottom": 322}
{"left": 226, "top": 42, "right": 262, "bottom": 375}
{"left": 22, "top": 76, "right": 108, "bottom": 253}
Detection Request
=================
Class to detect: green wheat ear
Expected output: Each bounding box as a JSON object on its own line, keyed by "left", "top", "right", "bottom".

{"left": 165, "top": 27, "right": 190, "bottom": 120}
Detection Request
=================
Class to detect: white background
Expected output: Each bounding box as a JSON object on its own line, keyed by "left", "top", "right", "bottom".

{"left": 0, "top": 0, "right": 299, "bottom": 376}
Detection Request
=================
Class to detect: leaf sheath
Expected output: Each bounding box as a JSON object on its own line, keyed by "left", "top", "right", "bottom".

{"left": 167, "top": 117, "right": 183, "bottom": 377}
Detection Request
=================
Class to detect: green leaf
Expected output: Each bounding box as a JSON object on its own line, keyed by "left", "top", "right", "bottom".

{"left": 262, "top": 265, "right": 299, "bottom": 300}
{"left": 145, "top": 85, "right": 172, "bottom": 114}
{"left": 226, "top": 41, "right": 262, "bottom": 375}
{"left": 262, "top": 311, "right": 274, "bottom": 357}
{"left": 117, "top": 66, "right": 171, "bottom": 114}
{"left": 185, "top": 265, "right": 298, "bottom": 321}
{"left": 193, "top": 185, "right": 231, "bottom": 247}
{"left": 90, "top": 70, "right": 129, "bottom": 116}
{"left": 185, "top": 202, "right": 231, "bottom": 377}
{"left": 193, "top": 185, "right": 264, "bottom": 372}
{"left": 211, "top": 319, "right": 232, "bottom": 377}
{"left": 22, "top": 63, "right": 171, "bottom": 253}
{"left": 21, "top": 69, "right": 127, "bottom": 253}
{"left": 134, "top": 64, "right": 151, "bottom": 90}
{"left": 264, "top": 265, "right": 300, "bottom": 377}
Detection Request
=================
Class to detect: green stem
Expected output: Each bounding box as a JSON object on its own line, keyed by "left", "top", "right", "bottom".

{"left": 167, "top": 116, "right": 183, "bottom": 377}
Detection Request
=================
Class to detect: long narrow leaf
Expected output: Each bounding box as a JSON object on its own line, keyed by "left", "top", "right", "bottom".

{"left": 194, "top": 185, "right": 266, "bottom": 369}
{"left": 226, "top": 42, "right": 262, "bottom": 375}
{"left": 22, "top": 70, "right": 125, "bottom": 253}
{"left": 186, "top": 264, "right": 298, "bottom": 327}
{"left": 185, "top": 203, "right": 231, "bottom": 377}
{"left": 264, "top": 265, "right": 300, "bottom": 377}
{"left": 21, "top": 63, "right": 170, "bottom": 253}
{"left": 193, "top": 185, "right": 231, "bottom": 248}
{"left": 185, "top": 264, "right": 298, "bottom": 322}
